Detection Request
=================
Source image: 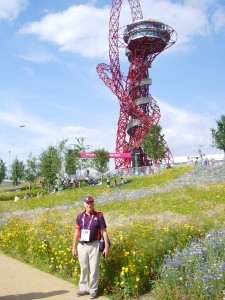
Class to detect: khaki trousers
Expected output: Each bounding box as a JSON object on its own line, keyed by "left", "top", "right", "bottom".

{"left": 77, "top": 240, "right": 100, "bottom": 293}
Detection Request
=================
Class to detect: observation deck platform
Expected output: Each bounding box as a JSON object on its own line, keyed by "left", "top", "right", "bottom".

{"left": 124, "top": 19, "right": 171, "bottom": 53}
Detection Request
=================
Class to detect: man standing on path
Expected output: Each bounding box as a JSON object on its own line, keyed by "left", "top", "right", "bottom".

{"left": 72, "top": 195, "right": 110, "bottom": 299}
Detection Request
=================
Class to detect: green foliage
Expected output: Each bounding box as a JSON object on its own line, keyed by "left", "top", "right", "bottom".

{"left": 211, "top": 115, "right": 225, "bottom": 154}
{"left": 65, "top": 137, "right": 92, "bottom": 177}
{"left": 142, "top": 124, "right": 168, "bottom": 162}
{"left": 92, "top": 148, "right": 110, "bottom": 177}
{"left": 24, "top": 153, "right": 39, "bottom": 187}
{"left": 0, "top": 159, "right": 6, "bottom": 183}
{"left": 65, "top": 149, "right": 79, "bottom": 176}
{"left": 11, "top": 157, "right": 25, "bottom": 185}
{"left": 39, "top": 146, "right": 61, "bottom": 192}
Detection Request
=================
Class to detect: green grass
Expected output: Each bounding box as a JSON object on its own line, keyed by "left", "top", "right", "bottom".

{"left": 1, "top": 165, "right": 225, "bottom": 299}
{"left": 0, "top": 166, "right": 191, "bottom": 213}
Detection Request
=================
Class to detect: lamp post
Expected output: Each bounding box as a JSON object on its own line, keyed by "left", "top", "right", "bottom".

{"left": 78, "top": 144, "right": 92, "bottom": 189}
{"left": 78, "top": 158, "right": 84, "bottom": 190}
{"left": 134, "top": 152, "right": 140, "bottom": 175}
{"left": 198, "top": 145, "right": 203, "bottom": 160}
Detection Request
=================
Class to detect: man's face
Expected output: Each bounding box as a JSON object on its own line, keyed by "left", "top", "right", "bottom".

{"left": 84, "top": 201, "right": 94, "bottom": 213}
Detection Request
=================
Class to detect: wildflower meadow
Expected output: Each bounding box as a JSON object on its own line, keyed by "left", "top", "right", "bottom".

{"left": 0, "top": 165, "right": 225, "bottom": 299}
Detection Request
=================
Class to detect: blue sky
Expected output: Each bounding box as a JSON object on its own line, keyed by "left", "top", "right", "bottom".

{"left": 0, "top": 0, "right": 225, "bottom": 169}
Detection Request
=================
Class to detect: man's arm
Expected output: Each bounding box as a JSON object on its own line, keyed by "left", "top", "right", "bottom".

{"left": 72, "top": 227, "right": 80, "bottom": 256}
{"left": 102, "top": 229, "right": 110, "bottom": 258}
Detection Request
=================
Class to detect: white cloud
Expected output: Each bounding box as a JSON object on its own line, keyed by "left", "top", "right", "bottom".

{"left": 15, "top": 50, "right": 54, "bottom": 63}
{"left": 0, "top": 0, "right": 28, "bottom": 20}
{"left": 19, "top": 4, "right": 110, "bottom": 58}
{"left": 141, "top": 0, "right": 211, "bottom": 52}
{"left": 212, "top": 6, "right": 225, "bottom": 32}
{"left": 18, "top": 1, "right": 216, "bottom": 58}
{"left": 184, "top": 0, "right": 216, "bottom": 9}
{"left": 158, "top": 100, "right": 218, "bottom": 156}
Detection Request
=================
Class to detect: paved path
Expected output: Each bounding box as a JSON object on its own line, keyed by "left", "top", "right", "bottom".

{"left": 0, "top": 253, "right": 109, "bottom": 300}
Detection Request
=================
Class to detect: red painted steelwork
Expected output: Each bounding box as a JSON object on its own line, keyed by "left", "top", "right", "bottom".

{"left": 97, "top": 0, "right": 177, "bottom": 169}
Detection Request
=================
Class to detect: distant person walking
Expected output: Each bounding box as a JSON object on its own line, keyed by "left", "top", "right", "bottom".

{"left": 72, "top": 195, "right": 109, "bottom": 299}
{"left": 114, "top": 179, "right": 118, "bottom": 188}
{"left": 106, "top": 176, "right": 110, "bottom": 189}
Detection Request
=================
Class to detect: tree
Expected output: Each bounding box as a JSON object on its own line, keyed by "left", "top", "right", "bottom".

{"left": 211, "top": 115, "right": 225, "bottom": 159}
{"left": 24, "top": 153, "right": 39, "bottom": 188}
{"left": 92, "top": 148, "right": 110, "bottom": 178}
{"left": 0, "top": 159, "right": 6, "bottom": 184}
{"left": 74, "top": 137, "right": 92, "bottom": 174}
{"left": 142, "top": 124, "right": 168, "bottom": 163}
{"left": 11, "top": 158, "right": 25, "bottom": 186}
{"left": 65, "top": 148, "right": 79, "bottom": 176}
{"left": 39, "top": 146, "right": 61, "bottom": 192}
{"left": 65, "top": 137, "right": 92, "bottom": 179}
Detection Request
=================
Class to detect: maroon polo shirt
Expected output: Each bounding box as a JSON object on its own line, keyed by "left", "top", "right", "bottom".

{"left": 75, "top": 210, "right": 107, "bottom": 243}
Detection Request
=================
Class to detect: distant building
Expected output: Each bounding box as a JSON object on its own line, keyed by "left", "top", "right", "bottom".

{"left": 173, "top": 153, "right": 224, "bottom": 166}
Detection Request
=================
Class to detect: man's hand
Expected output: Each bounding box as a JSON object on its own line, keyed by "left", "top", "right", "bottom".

{"left": 103, "top": 245, "right": 109, "bottom": 258}
{"left": 72, "top": 245, "right": 77, "bottom": 257}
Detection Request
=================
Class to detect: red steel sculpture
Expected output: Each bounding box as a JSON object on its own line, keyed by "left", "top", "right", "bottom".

{"left": 97, "top": 0, "right": 177, "bottom": 169}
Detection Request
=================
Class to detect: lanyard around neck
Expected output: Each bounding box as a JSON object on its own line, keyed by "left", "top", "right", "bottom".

{"left": 82, "top": 213, "right": 94, "bottom": 229}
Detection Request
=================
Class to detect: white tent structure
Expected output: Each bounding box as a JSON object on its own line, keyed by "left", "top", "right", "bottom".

{"left": 173, "top": 153, "right": 224, "bottom": 166}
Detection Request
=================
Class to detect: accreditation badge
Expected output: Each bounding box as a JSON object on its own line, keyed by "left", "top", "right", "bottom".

{"left": 81, "top": 229, "right": 90, "bottom": 241}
